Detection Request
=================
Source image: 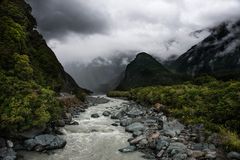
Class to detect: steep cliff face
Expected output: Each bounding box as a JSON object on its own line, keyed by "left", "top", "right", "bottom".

{"left": 117, "top": 52, "right": 186, "bottom": 90}
{"left": 174, "top": 20, "right": 240, "bottom": 79}
{"left": 0, "top": 0, "right": 87, "bottom": 94}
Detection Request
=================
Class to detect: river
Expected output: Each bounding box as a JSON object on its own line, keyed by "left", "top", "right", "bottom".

{"left": 20, "top": 96, "right": 145, "bottom": 160}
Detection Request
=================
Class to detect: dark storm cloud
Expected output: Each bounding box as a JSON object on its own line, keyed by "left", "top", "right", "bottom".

{"left": 27, "top": 0, "right": 110, "bottom": 39}
{"left": 27, "top": 0, "right": 240, "bottom": 63}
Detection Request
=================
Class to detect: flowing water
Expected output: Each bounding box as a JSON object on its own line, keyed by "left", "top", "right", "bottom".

{"left": 21, "top": 96, "right": 145, "bottom": 160}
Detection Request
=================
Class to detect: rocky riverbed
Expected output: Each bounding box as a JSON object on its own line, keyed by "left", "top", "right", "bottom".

{"left": 1, "top": 95, "right": 239, "bottom": 160}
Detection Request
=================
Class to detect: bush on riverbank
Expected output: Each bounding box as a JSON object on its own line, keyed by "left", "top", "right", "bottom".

{"left": 107, "top": 91, "right": 130, "bottom": 98}
{"left": 108, "top": 76, "right": 240, "bottom": 151}
{"left": 0, "top": 54, "right": 63, "bottom": 134}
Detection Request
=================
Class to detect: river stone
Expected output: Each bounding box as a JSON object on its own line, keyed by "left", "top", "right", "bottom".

{"left": 120, "top": 118, "right": 132, "bottom": 127}
{"left": 129, "top": 135, "right": 145, "bottom": 145}
{"left": 126, "top": 122, "right": 145, "bottom": 133}
{"left": 111, "top": 110, "right": 125, "bottom": 119}
{"left": 156, "top": 139, "right": 170, "bottom": 151}
{"left": 24, "top": 134, "right": 66, "bottom": 152}
{"left": 0, "top": 147, "right": 16, "bottom": 160}
{"left": 91, "top": 113, "right": 100, "bottom": 118}
{"left": 173, "top": 153, "right": 188, "bottom": 160}
{"left": 126, "top": 108, "right": 144, "bottom": 118}
{"left": 111, "top": 123, "right": 118, "bottom": 126}
{"left": 167, "top": 143, "right": 187, "bottom": 156}
{"left": 227, "top": 152, "right": 240, "bottom": 159}
{"left": 133, "top": 130, "right": 142, "bottom": 137}
{"left": 6, "top": 140, "right": 13, "bottom": 148}
{"left": 69, "top": 121, "right": 79, "bottom": 125}
{"left": 102, "top": 111, "right": 111, "bottom": 117}
{"left": 164, "top": 120, "right": 185, "bottom": 137}
{"left": 119, "top": 145, "right": 136, "bottom": 153}
{"left": 191, "top": 150, "right": 205, "bottom": 158}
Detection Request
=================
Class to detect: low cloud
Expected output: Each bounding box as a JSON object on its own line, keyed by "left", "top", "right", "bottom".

{"left": 27, "top": 0, "right": 240, "bottom": 63}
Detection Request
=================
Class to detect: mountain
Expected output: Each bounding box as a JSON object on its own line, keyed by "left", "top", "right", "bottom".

{"left": 117, "top": 52, "right": 186, "bottom": 90}
{"left": 174, "top": 20, "right": 240, "bottom": 79}
{"left": 64, "top": 54, "right": 134, "bottom": 93}
{"left": 0, "top": 0, "right": 88, "bottom": 94}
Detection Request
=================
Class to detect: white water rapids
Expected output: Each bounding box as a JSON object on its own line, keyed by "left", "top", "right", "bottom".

{"left": 20, "top": 96, "right": 145, "bottom": 160}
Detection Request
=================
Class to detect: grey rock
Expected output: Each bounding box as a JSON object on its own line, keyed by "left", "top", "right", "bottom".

{"left": 156, "top": 140, "right": 170, "bottom": 151}
{"left": 133, "top": 131, "right": 142, "bottom": 137}
{"left": 164, "top": 130, "right": 176, "bottom": 138}
{"left": 64, "top": 113, "right": 72, "bottom": 124}
{"left": 205, "top": 151, "right": 216, "bottom": 159}
{"left": 6, "top": 140, "right": 13, "bottom": 148}
{"left": 120, "top": 118, "right": 132, "bottom": 127}
{"left": 0, "top": 147, "right": 16, "bottom": 160}
{"left": 24, "top": 134, "right": 66, "bottom": 152}
{"left": 126, "top": 108, "right": 144, "bottom": 118}
{"left": 167, "top": 143, "right": 187, "bottom": 156}
{"left": 164, "top": 120, "right": 185, "bottom": 136}
{"left": 190, "top": 150, "right": 204, "bottom": 158}
{"left": 91, "top": 113, "right": 100, "bottom": 118}
{"left": 111, "top": 123, "right": 118, "bottom": 126}
{"left": 126, "top": 122, "right": 145, "bottom": 133}
{"left": 111, "top": 110, "right": 125, "bottom": 119}
{"left": 173, "top": 153, "right": 188, "bottom": 160}
{"left": 102, "top": 111, "right": 111, "bottom": 117}
{"left": 227, "top": 152, "right": 240, "bottom": 160}
{"left": 157, "top": 150, "right": 165, "bottom": 158}
{"left": 69, "top": 121, "right": 79, "bottom": 125}
{"left": 119, "top": 145, "right": 136, "bottom": 153}
{"left": 129, "top": 135, "right": 145, "bottom": 145}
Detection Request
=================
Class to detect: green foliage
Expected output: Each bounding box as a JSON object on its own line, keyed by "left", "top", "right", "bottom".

{"left": 220, "top": 128, "right": 240, "bottom": 152}
{"left": 0, "top": 61, "right": 62, "bottom": 133}
{"left": 107, "top": 91, "right": 130, "bottom": 98}
{"left": 111, "top": 77, "right": 240, "bottom": 151}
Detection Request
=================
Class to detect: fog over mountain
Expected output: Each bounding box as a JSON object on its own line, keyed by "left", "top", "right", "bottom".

{"left": 26, "top": 0, "right": 240, "bottom": 92}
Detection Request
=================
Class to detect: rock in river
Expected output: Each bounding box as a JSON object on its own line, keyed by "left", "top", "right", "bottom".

{"left": 91, "top": 113, "right": 100, "bottom": 118}
{"left": 102, "top": 111, "right": 111, "bottom": 117}
{"left": 126, "top": 122, "right": 145, "bottom": 133}
{"left": 119, "top": 145, "right": 136, "bottom": 153}
{"left": 24, "top": 134, "right": 66, "bottom": 152}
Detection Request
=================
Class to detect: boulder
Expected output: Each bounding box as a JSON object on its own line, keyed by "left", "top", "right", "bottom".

{"left": 6, "top": 140, "right": 13, "bottom": 148}
{"left": 69, "top": 121, "right": 79, "bottom": 125}
{"left": 0, "top": 147, "right": 16, "bottom": 160}
{"left": 91, "top": 113, "right": 100, "bottom": 118}
{"left": 102, "top": 111, "right": 111, "bottom": 117}
{"left": 119, "top": 145, "right": 136, "bottom": 153}
{"left": 133, "top": 130, "right": 142, "bottom": 137}
{"left": 120, "top": 118, "right": 132, "bottom": 127}
{"left": 167, "top": 143, "right": 187, "bottom": 156}
{"left": 126, "top": 108, "right": 144, "bottom": 118}
{"left": 156, "top": 140, "right": 169, "bottom": 151}
{"left": 111, "top": 110, "right": 125, "bottom": 119}
{"left": 24, "top": 134, "right": 66, "bottom": 152}
{"left": 126, "top": 122, "right": 145, "bottom": 133}
{"left": 111, "top": 123, "right": 118, "bottom": 126}
{"left": 227, "top": 152, "right": 240, "bottom": 160}
{"left": 129, "top": 135, "right": 145, "bottom": 145}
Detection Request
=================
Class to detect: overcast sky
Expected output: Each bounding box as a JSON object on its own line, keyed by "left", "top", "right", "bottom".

{"left": 27, "top": 0, "right": 240, "bottom": 64}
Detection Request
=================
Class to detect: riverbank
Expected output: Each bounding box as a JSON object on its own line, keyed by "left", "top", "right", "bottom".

{"left": 2, "top": 95, "right": 239, "bottom": 160}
